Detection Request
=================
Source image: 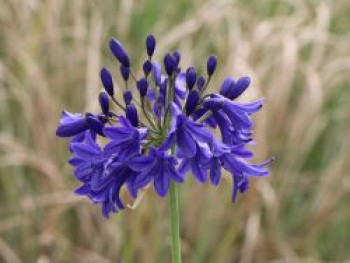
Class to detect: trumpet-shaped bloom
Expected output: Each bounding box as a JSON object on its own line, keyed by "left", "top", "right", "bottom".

{"left": 130, "top": 148, "right": 184, "bottom": 197}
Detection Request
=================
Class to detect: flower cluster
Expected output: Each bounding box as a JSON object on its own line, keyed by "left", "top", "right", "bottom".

{"left": 56, "top": 34, "right": 272, "bottom": 218}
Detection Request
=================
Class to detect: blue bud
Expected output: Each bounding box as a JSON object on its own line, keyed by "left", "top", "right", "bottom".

{"left": 173, "top": 51, "right": 181, "bottom": 67}
{"left": 146, "top": 34, "right": 156, "bottom": 57}
{"left": 120, "top": 65, "right": 130, "bottom": 81}
{"left": 228, "top": 76, "right": 251, "bottom": 100}
{"left": 98, "top": 92, "right": 109, "bottom": 115}
{"left": 126, "top": 104, "right": 139, "bottom": 127}
{"left": 152, "top": 62, "right": 162, "bottom": 86}
{"left": 100, "top": 67, "right": 114, "bottom": 96}
{"left": 143, "top": 60, "right": 152, "bottom": 76}
{"left": 186, "top": 67, "right": 197, "bottom": 90}
{"left": 86, "top": 114, "right": 104, "bottom": 135}
{"left": 137, "top": 78, "right": 148, "bottom": 97}
{"left": 109, "top": 38, "right": 130, "bottom": 67}
{"left": 56, "top": 111, "right": 89, "bottom": 137}
{"left": 123, "top": 90, "right": 133, "bottom": 105}
{"left": 164, "top": 53, "right": 175, "bottom": 76}
{"left": 197, "top": 76, "right": 206, "bottom": 90}
{"left": 207, "top": 55, "right": 217, "bottom": 76}
{"left": 220, "top": 77, "right": 235, "bottom": 97}
{"left": 185, "top": 89, "right": 200, "bottom": 115}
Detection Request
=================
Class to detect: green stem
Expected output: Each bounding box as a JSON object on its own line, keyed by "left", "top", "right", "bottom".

{"left": 168, "top": 73, "right": 181, "bottom": 263}
{"left": 168, "top": 177, "right": 182, "bottom": 263}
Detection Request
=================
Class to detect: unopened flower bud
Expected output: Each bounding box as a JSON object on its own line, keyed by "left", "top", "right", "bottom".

{"left": 120, "top": 65, "right": 130, "bottom": 81}
{"left": 123, "top": 90, "right": 133, "bottom": 105}
{"left": 207, "top": 55, "right": 217, "bottom": 76}
{"left": 126, "top": 104, "right": 139, "bottom": 127}
{"left": 98, "top": 92, "right": 109, "bottom": 115}
{"left": 146, "top": 34, "right": 156, "bottom": 57}
{"left": 137, "top": 78, "right": 148, "bottom": 97}
{"left": 100, "top": 67, "right": 114, "bottom": 96}
{"left": 186, "top": 67, "right": 197, "bottom": 90}
{"left": 109, "top": 38, "right": 130, "bottom": 67}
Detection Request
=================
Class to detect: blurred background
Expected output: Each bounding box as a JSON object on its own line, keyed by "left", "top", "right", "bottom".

{"left": 1, "top": 0, "right": 350, "bottom": 262}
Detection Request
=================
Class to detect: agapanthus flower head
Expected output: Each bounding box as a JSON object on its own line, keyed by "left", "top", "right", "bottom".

{"left": 56, "top": 34, "right": 272, "bottom": 217}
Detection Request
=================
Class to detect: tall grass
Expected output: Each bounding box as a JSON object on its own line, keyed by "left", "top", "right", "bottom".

{"left": 1, "top": 0, "right": 350, "bottom": 262}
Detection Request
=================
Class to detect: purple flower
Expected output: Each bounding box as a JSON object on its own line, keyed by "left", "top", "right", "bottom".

{"left": 103, "top": 116, "right": 147, "bottom": 161}
{"left": 69, "top": 133, "right": 138, "bottom": 218}
{"left": 130, "top": 148, "right": 184, "bottom": 197}
{"left": 56, "top": 33, "right": 272, "bottom": 217}
{"left": 208, "top": 140, "right": 272, "bottom": 201}
{"left": 161, "top": 103, "right": 213, "bottom": 158}
{"left": 203, "top": 95, "right": 264, "bottom": 130}
{"left": 178, "top": 142, "right": 212, "bottom": 182}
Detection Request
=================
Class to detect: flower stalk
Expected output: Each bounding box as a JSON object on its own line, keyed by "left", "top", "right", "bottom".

{"left": 169, "top": 153, "right": 182, "bottom": 263}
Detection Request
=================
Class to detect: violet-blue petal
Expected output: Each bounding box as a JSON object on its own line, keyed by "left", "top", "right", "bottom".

{"left": 56, "top": 111, "right": 89, "bottom": 138}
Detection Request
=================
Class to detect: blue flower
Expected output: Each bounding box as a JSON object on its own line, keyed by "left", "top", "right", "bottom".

{"left": 161, "top": 103, "right": 213, "bottom": 158}
{"left": 129, "top": 148, "right": 184, "bottom": 197}
{"left": 57, "top": 33, "right": 272, "bottom": 217}
{"left": 69, "top": 133, "right": 138, "bottom": 218}
{"left": 103, "top": 116, "right": 147, "bottom": 161}
{"left": 178, "top": 142, "right": 212, "bottom": 182}
{"left": 209, "top": 140, "right": 272, "bottom": 201}
{"left": 203, "top": 95, "right": 264, "bottom": 130}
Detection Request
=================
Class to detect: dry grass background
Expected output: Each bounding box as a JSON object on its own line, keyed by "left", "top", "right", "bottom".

{"left": 1, "top": 0, "right": 350, "bottom": 262}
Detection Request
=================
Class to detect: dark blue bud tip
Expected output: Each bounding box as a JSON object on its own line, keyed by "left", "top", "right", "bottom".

{"left": 164, "top": 53, "right": 175, "bottom": 76}
{"left": 220, "top": 77, "right": 235, "bottom": 97}
{"left": 126, "top": 104, "right": 139, "bottom": 127}
{"left": 173, "top": 51, "right": 181, "bottom": 67}
{"left": 185, "top": 89, "right": 200, "bottom": 115}
{"left": 228, "top": 76, "right": 251, "bottom": 100}
{"left": 207, "top": 55, "right": 217, "bottom": 76}
{"left": 146, "top": 34, "right": 156, "bottom": 58}
{"left": 120, "top": 65, "right": 130, "bottom": 81}
{"left": 109, "top": 38, "right": 130, "bottom": 67}
{"left": 197, "top": 76, "right": 206, "bottom": 90}
{"left": 143, "top": 60, "right": 152, "bottom": 77}
{"left": 137, "top": 78, "right": 148, "bottom": 97}
{"left": 123, "top": 90, "right": 133, "bottom": 105}
{"left": 99, "top": 92, "right": 109, "bottom": 115}
{"left": 186, "top": 67, "right": 197, "bottom": 90}
{"left": 100, "top": 67, "right": 114, "bottom": 96}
